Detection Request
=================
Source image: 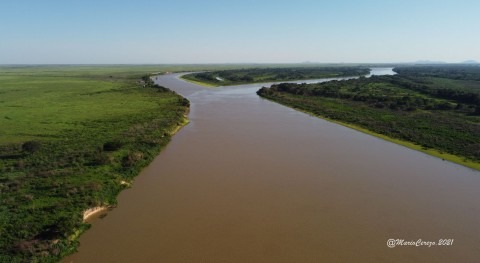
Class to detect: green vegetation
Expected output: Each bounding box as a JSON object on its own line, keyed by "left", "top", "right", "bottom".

{"left": 257, "top": 65, "right": 480, "bottom": 170}
{"left": 0, "top": 65, "right": 190, "bottom": 262}
{"left": 182, "top": 66, "right": 370, "bottom": 86}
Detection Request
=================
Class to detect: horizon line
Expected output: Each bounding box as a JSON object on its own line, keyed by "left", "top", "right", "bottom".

{"left": 1, "top": 61, "right": 478, "bottom": 66}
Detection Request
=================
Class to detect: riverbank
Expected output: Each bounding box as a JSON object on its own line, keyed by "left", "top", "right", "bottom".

{"left": 272, "top": 99, "right": 480, "bottom": 171}
{"left": 257, "top": 66, "right": 480, "bottom": 172}
{"left": 82, "top": 114, "right": 190, "bottom": 223}
{"left": 181, "top": 76, "right": 218, "bottom": 87}
{"left": 0, "top": 66, "right": 191, "bottom": 262}
{"left": 83, "top": 207, "right": 109, "bottom": 221}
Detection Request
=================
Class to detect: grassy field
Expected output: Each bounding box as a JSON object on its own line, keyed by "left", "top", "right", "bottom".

{"left": 258, "top": 65, "right": 480, "bottom": 171}
{"left": 0, "top": 65, "right": 193, "bottom": 262}
{"left": 2, "top": 73, "right": 156, "bottom": 143}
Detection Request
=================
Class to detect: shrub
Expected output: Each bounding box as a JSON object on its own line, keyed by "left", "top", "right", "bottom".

{"left": 22, "top": 141, "right": 41, "bottom": 153}
{"left": 121, "top": 152, "right": 144, "bottom": 167}
{"left": 103, "top": 141, "right": 123, "bottom": 151}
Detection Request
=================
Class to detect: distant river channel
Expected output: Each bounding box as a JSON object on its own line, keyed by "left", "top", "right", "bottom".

{"left": 64, "top": 68, "right": 480, "bottom": 262}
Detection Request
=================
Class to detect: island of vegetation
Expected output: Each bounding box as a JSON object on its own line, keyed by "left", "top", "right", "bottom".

{"left": 182, "top": 66, "right": 370, "bottom": 86}
{"left": 0, "top": 66, "right": 190, "bottom": 262}
{"left": 257, "top": 65, "right": 480, "bottom": 170}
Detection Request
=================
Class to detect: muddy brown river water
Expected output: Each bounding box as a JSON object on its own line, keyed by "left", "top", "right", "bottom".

{"left": 64, "top": 69, "right": 480, "bottom": 262}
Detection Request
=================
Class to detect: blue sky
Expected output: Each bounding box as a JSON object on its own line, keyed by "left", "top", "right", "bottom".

{"left": 0, "top": 0, "right": 479, "bottom": 64}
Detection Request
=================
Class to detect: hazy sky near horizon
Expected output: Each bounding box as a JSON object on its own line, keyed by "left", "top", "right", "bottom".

{"left": 1, "top": 0, "right": 479, "bottom": 64}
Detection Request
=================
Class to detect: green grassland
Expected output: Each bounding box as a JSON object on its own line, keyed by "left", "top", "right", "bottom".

{"left": 258, "top": 65, "right": 480, "bottom": 171}
{"left": 1, "top": 75, "right": 157, "bottom": 143}
{"left": 181, "top": 66, "right": 370, "bottom": 87}
{"left": 0, "top": 65, "right": 191, "bottom": 262}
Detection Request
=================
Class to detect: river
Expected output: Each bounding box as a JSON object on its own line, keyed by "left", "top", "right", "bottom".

{"left": 64, "top": 68, "right": 480, "bottom": 262}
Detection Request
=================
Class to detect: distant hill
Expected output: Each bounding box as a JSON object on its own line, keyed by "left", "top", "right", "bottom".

{"left": 461, "top": 60, "right": 479, "bottom": 64}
